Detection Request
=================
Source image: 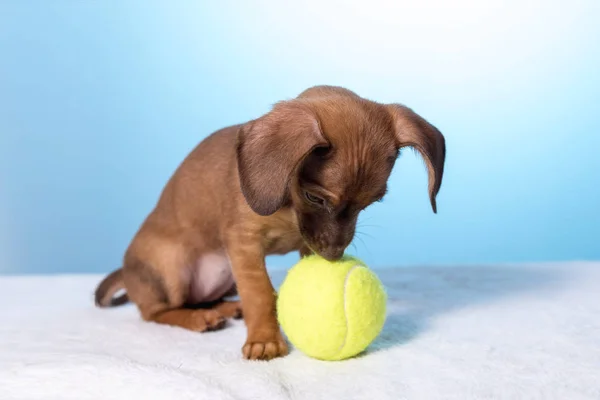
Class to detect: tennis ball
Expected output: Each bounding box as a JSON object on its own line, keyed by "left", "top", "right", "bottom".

{"left": 276, "top": 254, "right": 387, "bottom": 361}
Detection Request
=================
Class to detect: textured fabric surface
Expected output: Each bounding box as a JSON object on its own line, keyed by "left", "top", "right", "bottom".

{"left": 1, "top": 262, "right": 599, "bottom": 400}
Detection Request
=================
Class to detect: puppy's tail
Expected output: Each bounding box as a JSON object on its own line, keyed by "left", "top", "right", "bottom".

{"left": 94, "top": 268, "right": 129, "bottom": 308}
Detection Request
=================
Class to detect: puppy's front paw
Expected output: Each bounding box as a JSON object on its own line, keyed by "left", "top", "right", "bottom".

{"left": 242, "top": 330, "right": 288, "bottom": 360}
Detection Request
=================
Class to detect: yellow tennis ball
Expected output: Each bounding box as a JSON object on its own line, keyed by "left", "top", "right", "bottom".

{"left": 276, "top": 254, "right": 387, "bottom": 361}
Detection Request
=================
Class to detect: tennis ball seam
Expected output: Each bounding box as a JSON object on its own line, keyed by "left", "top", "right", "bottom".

{"left": 333, "top": 264, "right": 360, "bottom": 358}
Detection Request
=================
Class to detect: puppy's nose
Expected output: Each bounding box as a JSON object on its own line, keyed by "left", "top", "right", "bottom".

{"left": 319, "top": 246, "right": 345, "bottom": 261}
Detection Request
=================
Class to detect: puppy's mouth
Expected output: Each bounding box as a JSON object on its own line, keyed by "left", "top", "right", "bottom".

{"left": 304, "top": 242, "right": 346, "bottom": 262}
{"left": 320, "top": 251, "right": 345, "bottom": 262}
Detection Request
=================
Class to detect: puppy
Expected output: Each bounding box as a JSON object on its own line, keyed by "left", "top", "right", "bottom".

{"left": 94, "top": 85, "right": 446, "bottom": 360}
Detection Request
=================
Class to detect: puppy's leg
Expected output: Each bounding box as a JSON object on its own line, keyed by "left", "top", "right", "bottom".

{"left": 149, "top": 308, "right": 227, "bottom": 332}
{"left": 123, "top": 242, "right": 227, "bottom": 332}
{"left": 227, "top": 240, "right": 288, "bottom": 360}
{"left": 212, "top": 284, "right": 242, "bottom": 319}
{"left": 214, "top": 300, "right": 243, "bottom": 319}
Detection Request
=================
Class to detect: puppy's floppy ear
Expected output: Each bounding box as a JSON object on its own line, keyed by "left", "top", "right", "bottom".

{"left": 387, "top": 104, "right": 446, "bottom": 213}
{"left": 236, "top": 101, "right": 328, "bottom": 216}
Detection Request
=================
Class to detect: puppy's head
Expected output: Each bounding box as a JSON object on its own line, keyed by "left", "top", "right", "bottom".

{"left": 237, "top": 85, "right": 446, "bottom": 261}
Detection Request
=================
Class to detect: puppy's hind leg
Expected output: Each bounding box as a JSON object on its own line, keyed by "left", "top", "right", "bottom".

{"left": 123, "top": 242, "right": 227, "bottom": 333}
{"left": 185, "top": 284, "right": 243, "bottom": 320}
{"left": 214, "top": 300, "right": 243, "bottom": 320}
{"left": 149, "top": 307, "right": 227, "bottom": 332}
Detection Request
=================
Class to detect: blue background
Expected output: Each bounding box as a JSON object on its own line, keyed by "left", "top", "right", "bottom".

{"left": 1, "top": 1, "right": 599, "bottom": 274}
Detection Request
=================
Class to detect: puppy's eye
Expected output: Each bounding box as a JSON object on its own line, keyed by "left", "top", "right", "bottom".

{"left": 304, "top": 191, "right": 325, "bottom": 206}
{"left": 313, "top": 146, "right": 330, "bottom": 158}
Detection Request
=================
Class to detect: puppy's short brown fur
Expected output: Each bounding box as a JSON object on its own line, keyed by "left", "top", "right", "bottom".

{"left": 95, "top": 85, "right": 446, "bottom": 360}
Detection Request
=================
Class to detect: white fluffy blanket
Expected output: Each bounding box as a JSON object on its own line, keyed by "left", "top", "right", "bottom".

{"left": 1, "top": 262, "right": 599, "bottom": 400}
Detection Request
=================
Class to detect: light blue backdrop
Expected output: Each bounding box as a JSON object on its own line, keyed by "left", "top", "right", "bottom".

{"left": 1, "top": 1, "right": 599, "bottom": 274}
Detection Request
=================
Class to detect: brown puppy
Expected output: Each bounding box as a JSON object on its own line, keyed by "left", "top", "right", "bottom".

{"left": 94, "top": 85, "right": 446, "bottom": 360}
